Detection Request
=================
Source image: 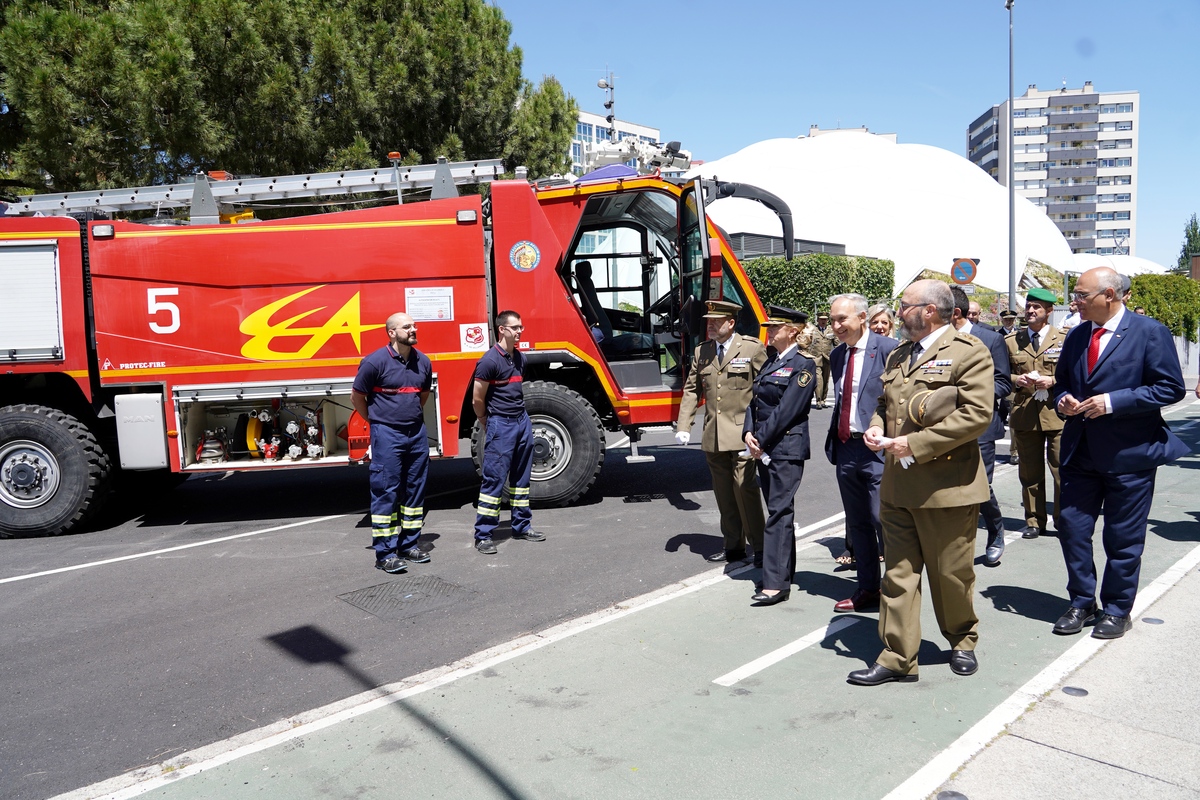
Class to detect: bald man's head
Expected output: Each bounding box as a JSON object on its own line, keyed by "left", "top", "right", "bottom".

{"left": 386, "top": 312, "right": 418, "bottom": 348}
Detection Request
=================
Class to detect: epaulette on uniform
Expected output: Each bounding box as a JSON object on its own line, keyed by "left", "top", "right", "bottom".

{"left": 954, "top": 330, "right": 981, "bottom": 345}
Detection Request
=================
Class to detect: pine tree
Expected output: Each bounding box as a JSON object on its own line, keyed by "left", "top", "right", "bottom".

{"left": 1175, "top": 213, "right": 1200, "bottom": 276}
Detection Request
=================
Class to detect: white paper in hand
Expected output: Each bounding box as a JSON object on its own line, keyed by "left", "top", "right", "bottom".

{"left": 878, "top": 436, "right": 914, "bottom": 469}
{"left": 675, "top": 431, "right": 690, "bottom": 445}
{"left": 1027, "top": 370, "right": 1050, "bottom": 401}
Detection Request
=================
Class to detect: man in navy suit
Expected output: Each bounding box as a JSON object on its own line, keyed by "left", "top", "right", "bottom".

{"left": 1052, "top": 267, "right": 1188, "bottom": 639}
{"left": 826, "top": 294, "right": 899, "bottom": 612}
{"left": 949, "top": 286, "right": 1013, "bottom": 567}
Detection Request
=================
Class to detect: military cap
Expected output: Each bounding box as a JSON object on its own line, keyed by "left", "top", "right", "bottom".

{"left": 906, "top": 386, "right": 958, "bottom": 429}
{"left": 702, "top": 299, "right": 743, "bottom": 319}
{"left": 761, "top": 304, "right": 809, "bottom": 326}
{"left": 1026, "top": 287, "right": 1057, "bottom": 304}
{"left": 999, "top": 309, "right": 1018, "bottom": 320}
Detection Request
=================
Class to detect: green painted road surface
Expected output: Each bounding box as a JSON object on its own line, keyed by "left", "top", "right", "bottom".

{"left": 68, "top": 401, "right": 1200, "bottom": 800}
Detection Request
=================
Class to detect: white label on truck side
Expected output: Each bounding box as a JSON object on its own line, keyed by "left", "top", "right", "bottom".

{"left": 459, "top": 323, "right": 488, "bottom": 352}
{"left": 405, "top": 286, "right": 453, "bottom": 321}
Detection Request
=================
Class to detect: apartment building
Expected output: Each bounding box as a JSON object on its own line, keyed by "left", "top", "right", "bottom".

{"left": 570, "top": 110, "right": 660, "bottom": 176}
{"left": 967, "top": 82, "right": 1138, "bottom": 256}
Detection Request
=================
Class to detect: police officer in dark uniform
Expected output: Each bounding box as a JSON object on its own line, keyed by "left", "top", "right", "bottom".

{"left": 471, "top": 310, "right": 546, "bottom": 555}
{"left": 743, "top": 307, "right": 818, "bottom": 605}
{"left": 352, "top": 312, "right": 434, "bottom": 574}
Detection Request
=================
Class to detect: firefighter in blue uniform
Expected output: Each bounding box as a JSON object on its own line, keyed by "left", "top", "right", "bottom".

{"left": 743, "top": 306, "right": 818, "bottom": 605}
{"left": 352, "top": 312, "right": 433, "bottom": 573}
{"left": 471, "top": 310, "right": 546, "bottom": 554}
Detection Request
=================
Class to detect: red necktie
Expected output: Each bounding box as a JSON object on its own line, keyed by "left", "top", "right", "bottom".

{"left": 838, "top": 347, "right": 855, "bottom": 442}
{"left": 1087, "top": 325, "right": 1105, "bottom": 372}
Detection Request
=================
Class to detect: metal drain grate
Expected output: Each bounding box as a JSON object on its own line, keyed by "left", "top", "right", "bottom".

{"left": 338, "top": 575, "right": 472, "bottom": 621}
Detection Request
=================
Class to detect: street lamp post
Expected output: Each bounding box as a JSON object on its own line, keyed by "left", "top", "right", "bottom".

{"left": 1007, "top": 0, "right": 1017, "bottom": 312}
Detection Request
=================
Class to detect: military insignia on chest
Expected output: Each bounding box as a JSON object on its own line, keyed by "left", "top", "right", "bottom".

{"left": 771, "top": 367, "right": 794, "bottom": 378}
{"left": 797, "top": 371, "right": 812, "bottom": 386}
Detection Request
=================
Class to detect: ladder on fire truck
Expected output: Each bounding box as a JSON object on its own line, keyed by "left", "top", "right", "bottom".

{"left": 2, "top": 156, "right": 512, "bottom": 221}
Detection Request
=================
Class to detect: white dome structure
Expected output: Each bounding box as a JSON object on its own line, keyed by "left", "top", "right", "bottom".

{"left": 1073, "top": 253, "right": 1172, "bottom": 276}
{"left": 692, "top": 133, "right": 1074, "bottom": 293}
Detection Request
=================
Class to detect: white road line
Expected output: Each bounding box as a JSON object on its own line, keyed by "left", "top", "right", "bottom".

{"left": 606, "top": 436, "right": 630, "bottom": 450}
{"left": 713, "top": 617, "right": 861, "bottom": 687}
{"left": 0, "top": 515, "right": 349, "bottom": 586}
{"left": 882, "top": 538, "right": 1200, "bottom": 800}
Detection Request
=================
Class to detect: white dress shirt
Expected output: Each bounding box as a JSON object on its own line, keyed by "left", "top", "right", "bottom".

{"left": 841, "top": 330, "right": 872, "bottom": 433}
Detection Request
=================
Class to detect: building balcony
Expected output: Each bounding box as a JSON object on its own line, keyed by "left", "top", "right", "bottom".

{"left": 1047, "top": 184, "right": 1098, "bottom": 197}
{"left": 1047, "top": 110, "right": 1098, "bottom": 123}
{"left": 1067, "top": 238, "right": 1098, "bottom": 251}
{"left": 1054, "top": 219, "right": 1098, "bottom": 233}
{"left": 1047, "top": 130, "right": 1099, "bottom": 143}
{"left": 1047, "top": 165, "right": 1099, "bottom": 179}
{"left": 1044, "top": 201, "right": 1098, "bottom": 214}
{"left": 1049, "top": 94, "right": 1099, "bottom": 107}
{"left": 1047, "top": 147, "right": 1098, "bottom": 159}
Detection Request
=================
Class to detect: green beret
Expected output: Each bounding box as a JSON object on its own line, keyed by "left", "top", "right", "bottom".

{"left": 1026, "top": 287, "right": 1058, "bottom": 304}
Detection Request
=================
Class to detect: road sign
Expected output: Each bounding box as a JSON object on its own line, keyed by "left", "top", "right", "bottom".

{"left": 951, "top": 258, "right": 978, "bottom": 285}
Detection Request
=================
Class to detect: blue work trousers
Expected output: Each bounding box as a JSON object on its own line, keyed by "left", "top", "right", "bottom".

{"left": 474, "top": 413, "right": 534, "bottom": 541}
{"left": 369, "top": 421, "right": 429, "bottom": 560}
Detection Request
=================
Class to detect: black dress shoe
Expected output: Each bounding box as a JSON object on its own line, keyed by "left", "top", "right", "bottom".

{"left": 1052, "top": 603, "right": 1099, "bottom": 635}
{"left": 1021, "top": 525, "right": 1044, "bottom": 539}
{"left": 750, "top": 589, "right": 790, "bottom": 606}
{"left": 708, "top": 549, "right": 746, "bottom": 563}
{"left": 949, "top": 650, "right": 978, "bottom": 676}
{"left": 847, "top": 663, "right": 917, "bottom": 686}
{"left": 1091, "top": 613, "right": 1133, "bottom": 640}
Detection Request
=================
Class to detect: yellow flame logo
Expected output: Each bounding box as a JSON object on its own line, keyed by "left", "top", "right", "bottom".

{"left": 239, "top": 285, "right": 384, "bottom": 360}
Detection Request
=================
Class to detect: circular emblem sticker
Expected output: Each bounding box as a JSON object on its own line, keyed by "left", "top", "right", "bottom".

{"left": 509, "top": 240, "right": 540, "bottom": 272}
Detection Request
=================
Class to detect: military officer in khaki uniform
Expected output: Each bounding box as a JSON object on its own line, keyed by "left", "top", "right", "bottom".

{"left": 848, "top": 280, "right": 994, "bottom": 686}
{"left": 676, "top": 300, "right": 769, "bottom": 564}
{"left": 1006, "top": 287, "right": 1066, "bottom": 539}
{"left": 810, "top": 312, "right": 835, "bottom": 408}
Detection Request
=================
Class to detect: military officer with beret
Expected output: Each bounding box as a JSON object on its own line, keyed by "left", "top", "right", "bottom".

{"left": 848, "top": 280, "right": 994, "bottom": 686}
{"left": 1007, "top": 287, "right": 1066, "bottom": 539}
{"left": 676, "top": 300, "right": 769, "bottom": 564}
{"left": 743, "top": 307, "right": 817, "bottom": 605}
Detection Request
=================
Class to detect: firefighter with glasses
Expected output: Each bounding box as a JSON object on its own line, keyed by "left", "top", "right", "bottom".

{"left": 352, "top": 312, "right": 434, "bottom": 574}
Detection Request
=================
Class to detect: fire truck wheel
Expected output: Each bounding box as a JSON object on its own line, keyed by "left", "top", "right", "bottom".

{"left": 470, "top": 382, "right": 604, "bottom": 508}
{"left": 0, "top": 404, "right": 113, "bottom": 538}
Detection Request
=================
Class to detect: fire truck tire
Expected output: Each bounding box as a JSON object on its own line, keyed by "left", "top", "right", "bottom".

{"left": 0, "top": 404, "right": 113, "bottom": 538}
{"left": 470, "top": 381, "right": 604, "bottom": 508}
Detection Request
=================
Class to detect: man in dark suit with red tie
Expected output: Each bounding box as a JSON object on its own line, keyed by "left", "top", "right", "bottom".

{"left": 1052, "top": 267, "right": 1189, "bottom": 640}
{"left": 825, "top": 294, "right": 898, "bottom": 613}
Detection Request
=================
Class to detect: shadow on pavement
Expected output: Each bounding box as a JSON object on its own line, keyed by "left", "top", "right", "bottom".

{"left": 663, "top": 532, "right": 723, "bottom": 558}
{"left": 266, "top": 624, "right": 529, "bottom": 799}
{"left": 979, "top": 584, "right": 1065, "bottom": 624}
{"left": 1148, "top": 512, "right": 1200, "bottom": 542}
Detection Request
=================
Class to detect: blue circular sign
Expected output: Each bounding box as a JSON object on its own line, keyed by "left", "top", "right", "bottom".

{"left": 951, "top": 258, "right": 977, "bottom": 285}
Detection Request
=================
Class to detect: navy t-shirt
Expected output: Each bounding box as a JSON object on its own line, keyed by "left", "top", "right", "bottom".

{"left": 353, "top": 344, "right": 433, "bottom": 427}
{"left": 474, "top": 344, "right": 526, "bottom": 418}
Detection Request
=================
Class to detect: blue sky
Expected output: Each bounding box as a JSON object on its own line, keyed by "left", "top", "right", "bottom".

{"left": 497, "top": 0, "right": 1199, "bottom": 270}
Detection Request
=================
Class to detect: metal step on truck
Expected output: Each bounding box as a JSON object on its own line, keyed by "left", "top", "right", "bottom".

{"left": 0, "top": 154, "right": 794, "bottom": 537}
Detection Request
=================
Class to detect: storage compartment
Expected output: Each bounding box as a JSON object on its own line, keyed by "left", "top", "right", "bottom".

{"left": 173, "top": 377, "right": 442, "bottom": 470}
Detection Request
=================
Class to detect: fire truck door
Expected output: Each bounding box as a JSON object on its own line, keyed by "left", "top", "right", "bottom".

{"left": 677, "top": 179, "right": 711, "bottom": 370}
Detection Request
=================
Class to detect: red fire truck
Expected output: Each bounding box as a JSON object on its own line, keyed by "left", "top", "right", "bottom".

{"left": 0, "top": 156, "right": 793, "bottom": 537}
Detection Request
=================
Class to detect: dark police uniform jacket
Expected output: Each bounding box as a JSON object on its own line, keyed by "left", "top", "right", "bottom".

{"left": 743, "top": 346, "right": 818, "bottom": 461}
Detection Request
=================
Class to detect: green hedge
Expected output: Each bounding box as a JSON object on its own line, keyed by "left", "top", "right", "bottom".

{"left": 743, "top": 253, "right": 895, "bottom": 315}
{"left": 1129, "top": 274, "right": 1200, "bottom": 342}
